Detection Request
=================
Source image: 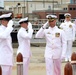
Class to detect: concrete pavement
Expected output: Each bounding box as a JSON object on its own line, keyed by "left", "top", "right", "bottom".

{"left": 12, "top": 47, "right": 76, "bottom": 75}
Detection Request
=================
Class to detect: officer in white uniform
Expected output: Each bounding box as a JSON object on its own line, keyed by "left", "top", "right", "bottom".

{"left": 35, "top": 15, "right": 67, "bottom": 75}
{"left": 0, "top": 13, "right": 14, "bottom": 75}
{"left": 17, "top": 17, "right": 33, "bottom": 75}
{"left": 60, "top": 13, "right": 75, "bottom": 61}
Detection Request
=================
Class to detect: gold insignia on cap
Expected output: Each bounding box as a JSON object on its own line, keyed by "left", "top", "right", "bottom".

{"left": 65, "top": 15, "right": 70, "bottom": 17}
{"left": 69, "top": 25, "right": 72, "bottom": 28}
{"left": 55, "top": 33, "right": 60, "bottom": 37}
{"left": 48, "top": 18, "right": 55, "bottom": 21}
{"left": 47, "top": 14, "right": 57, "bottom": 22}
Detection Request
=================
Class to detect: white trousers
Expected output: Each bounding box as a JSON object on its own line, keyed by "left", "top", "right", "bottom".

{"left": 45, "top": 58, "right": 61, "bottom": 75}
{"left": 65, "top": 40, "right": 73, "bottom": 59}
{"left": 23, "top": 57, "right": 30, "bottom": 75}
{"left": 1, "top": 65, "right": 12, "bottom": 75}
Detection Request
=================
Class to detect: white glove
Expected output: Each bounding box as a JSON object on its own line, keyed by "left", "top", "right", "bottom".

{"left": 42, "top": 21, "right": 48, "bottom": 29}
{"left": 73, "top": 38, "right": 75, "bottom": 42}
{"left": 7, "top": 20, "right": 14, "bottom": 27}
{"left": 28, "top": 28, "right": 33, "bottom": 33}
{"left": 28, "top": 22, "right": 32, "bottom": 29}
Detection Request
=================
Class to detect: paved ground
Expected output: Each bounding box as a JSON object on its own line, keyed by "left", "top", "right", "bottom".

{"left": 12, "top": 47, "right": 76, "bottom": 75}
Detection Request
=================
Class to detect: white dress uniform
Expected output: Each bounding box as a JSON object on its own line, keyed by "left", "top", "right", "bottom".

{"left": 0, "top": 13, "right": 14, "bottom": 75}
{"left": 60, "top": 21, "right": 75, "bottom": 61}
{"left": 17, "top": 18, "right": 33, "bottom": 75}
{"left": 35, "top": 24, "right": 67, "bottom": 75}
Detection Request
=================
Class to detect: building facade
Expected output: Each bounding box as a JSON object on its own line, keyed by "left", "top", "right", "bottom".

{"left": 4, "top": 0, "right": 70, "bottom": 18}
{"left": 3, "top": 0, "right": 76, "bottom": 20}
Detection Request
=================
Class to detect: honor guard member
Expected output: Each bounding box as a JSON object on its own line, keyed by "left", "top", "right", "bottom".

{"left": 17, "top": 17, "right": 33, "bottom": 75}
{"left": 60, "top": 13, "right": 75, "bottom": 61}
{"left": 0, "top": 13, "right": 14, "bottom": 75}
{"left": 35, "top": 14, "right": 67, "bottom": 75}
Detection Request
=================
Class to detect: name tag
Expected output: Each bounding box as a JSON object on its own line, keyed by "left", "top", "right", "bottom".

{"left": 47, "top": 32, "right": 51, "bottom": 34}
{"left": 69, "top": 25, "right": 72, "bottom": 28}
{"left": 55, "top": 33, "right": 60, "bottom": 37}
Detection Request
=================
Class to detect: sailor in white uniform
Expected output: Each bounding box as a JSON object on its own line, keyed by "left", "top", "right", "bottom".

{"left": 35, "top": 14, "right": 67, "bottom": 75}
{"left": 17, "top": 17, "right": 33, "bottom": 75}
{"left": 0, "top": 13, "right": 14, "bottom": 75}
{"left": 60, "top": 13, "right": 75, "bottom": 61}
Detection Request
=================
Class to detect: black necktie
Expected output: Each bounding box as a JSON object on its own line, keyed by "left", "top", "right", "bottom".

{"left": 26, "top": 29, "right": 28, "bottom": 32}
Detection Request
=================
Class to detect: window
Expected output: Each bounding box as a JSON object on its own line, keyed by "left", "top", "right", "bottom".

{"left": 73, "top": 8, "right": 75, "bottom": 10}
{"left": 63, "top": 8, "right": 67, "bottom": 10}
{"left": 69, "top": 8, "right": 72, "bottom": 10}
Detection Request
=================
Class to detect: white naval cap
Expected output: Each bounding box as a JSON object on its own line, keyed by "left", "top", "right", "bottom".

{"left": 46, "top": 14, "right": 57, "bottom": 21}
{"left": 19, "top": 17, "right": 29, "bottom": 24}
{"left": 0, "top": 13, "right": 12, "bottom": 20}
{"left": 64, "top": 13, "right": 71, "bottom": 17}
{"left": 46, "top": 14, "right": 57, "bottom": 19}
